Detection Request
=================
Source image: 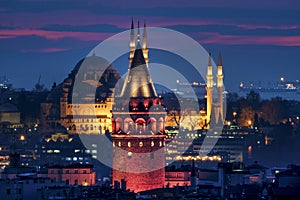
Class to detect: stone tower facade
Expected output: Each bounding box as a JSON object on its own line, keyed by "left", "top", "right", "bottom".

{"left": 111, "top": 21, "right": 166, "bottom": 192}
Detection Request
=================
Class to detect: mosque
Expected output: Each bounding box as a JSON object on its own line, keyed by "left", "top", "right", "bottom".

{"left": 40, "top": 21, "right": 224, "bottom": 134}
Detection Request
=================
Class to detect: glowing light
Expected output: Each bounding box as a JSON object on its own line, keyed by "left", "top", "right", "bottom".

{"left": 248, "top": 120, "right": 252, "bottom": 126}
{"left": 82, "top": 181, "right": 88, "bottom": 186}
{"left": 233, "top": 112, "right": 237, "bottom": 117}
{"left": 128, "top": 152, "right": 132, "bottom": 157}
{"left": 20, "top": 135, "right": 25, "bottom": 141}
{"left": 139, "top": 141, "right": 143, "bottom": 147}
{"left": 248, "top": 145, "right": 252, "bottom": 152}
{"left": 280, "top": 77, "right": 284, "bottom": 82}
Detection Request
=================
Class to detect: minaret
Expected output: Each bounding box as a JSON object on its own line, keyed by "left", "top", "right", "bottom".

{"left": 206, "top": 52, "right": 214, "bottom": 123}
{"left": 215, "top": 52, "right": 224, "bottom": 124}
{"left": 129, "top": 19, "right": 135, "bottom": 65}
{"left": 217, "top": 52, "right": 224, "bottom": 88}
{"left": 142, "top": 22, "right": 149, "bottom": 65}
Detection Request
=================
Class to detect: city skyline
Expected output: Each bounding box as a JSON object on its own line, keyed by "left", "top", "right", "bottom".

{"left": 0, "top": 0, "right": 300, "bottom": 91}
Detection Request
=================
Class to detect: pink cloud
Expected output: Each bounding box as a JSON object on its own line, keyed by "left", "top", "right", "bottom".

{"left": 21, "top": 47, "right": 70, "bottom": 53}
{"left": 1, "top": 10, "right": 299, "bottom": 32}
{"left": 198, "top": 32, "right": 300, "bottom": 46}
{"left": 236, "top": 24, "right": 300, "bottom": 30}
{"left": 97, "top": 0, "right": 300, "bottom": 10}
{"left": 0, "top": 29, "right": 113, "bottom": 41}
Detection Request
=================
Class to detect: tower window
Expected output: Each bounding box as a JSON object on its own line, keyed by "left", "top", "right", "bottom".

{"left": 151, "top": 141, "right": 154, "bottom": 147}
{"left": 139, "top": 141, "right": 143, "bottom": 147}
{"left": 128, "top": 142, "right": 131, "bottom": 147}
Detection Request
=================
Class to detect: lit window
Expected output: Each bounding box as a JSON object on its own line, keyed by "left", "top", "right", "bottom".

{"left": 118, "top": 141, "right": 121, "bottom": 147}
{"left": 128, "top": 142, "right": 131, "bottom": 147}
{"left": 139, "top": 142, "right": 143, "bottom": 147}
{"left": 151, "top": 141, "right": 154, "bottom": 147}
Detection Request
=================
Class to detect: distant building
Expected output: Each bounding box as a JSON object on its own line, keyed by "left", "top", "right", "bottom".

{"left": 39, "top": 132, "right": 93, "bottom": 166}
{"left": 165, "top": 165, "right": 192, "bottom": 187}
{"left": 0, "top": 176, "right": 53, "bottom": 200}
{"left": 0, "top": 103, "right": 23, "bottom": 130}
{"left": 47, "top": 163, "right": 96, "bottom": 186}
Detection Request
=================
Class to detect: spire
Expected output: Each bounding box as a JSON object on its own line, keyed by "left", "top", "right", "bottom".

{"left": 130, "top": 19, "right": 135, "bottom": 47}
{"left": 131, "top": 18, "right": 134, "bottom": 30}
{"left": 137, "top": 21, "right": 141, "bottom": 43}
{"left": 208, "top": 51, "right": 212, "bottom": 66}
{"left": 142, "top": 21, "right": 147, "bottom": 49}
{"left": 218, "top": 51, "right": 222, "bottom": 66}
{"left": 129, "top": 19, "right": 136, "bottom": 64}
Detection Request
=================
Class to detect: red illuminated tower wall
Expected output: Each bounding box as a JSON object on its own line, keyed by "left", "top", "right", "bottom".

{"left": 111, "top": 21, "right": 166, "bottom": 192}
{"left": 111, "top": 135, "right": 165, "bottom": 192}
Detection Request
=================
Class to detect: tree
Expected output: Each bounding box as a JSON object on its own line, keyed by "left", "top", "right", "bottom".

{"left": 261, "top": 98, "right": 287, "bottom": 125}
{"left": 237, "top": 106, "right": 255, "bottom": 127}
{"left": 246, "top": 90, "right": 261, "bottom": 110}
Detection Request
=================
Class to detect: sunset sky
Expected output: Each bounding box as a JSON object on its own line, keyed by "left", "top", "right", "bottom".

{"left": 0, "top": 0, "right": 300, "bottom": 91}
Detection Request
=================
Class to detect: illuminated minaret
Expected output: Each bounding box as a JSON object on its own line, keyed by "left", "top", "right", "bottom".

{"left": 142, "top": 22, "right": 149, "bottom": 65}
{"left": 206, "top": 53, "right": 214, "bottom": 123}
{"left": 214, "top": 52, "right": 224, "bottom": 124}
{"left": 129, "top": 19, "right": 135, "bottom": 65}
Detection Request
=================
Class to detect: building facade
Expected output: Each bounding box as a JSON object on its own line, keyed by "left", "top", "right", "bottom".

{"left": 47, "top": 163, "right": 96, "bottom": 186}
{"left": 41, "top": 53, "right": 120, "bottom": 134}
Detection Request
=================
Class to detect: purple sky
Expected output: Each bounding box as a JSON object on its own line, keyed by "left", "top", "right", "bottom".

{"left": 0, "top": 0, "right": 300, "bottom": 91}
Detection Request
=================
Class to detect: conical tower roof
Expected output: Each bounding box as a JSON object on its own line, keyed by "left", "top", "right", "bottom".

{"left": 120, "top": 43, "right": 157, "bottom": 98}
{"left": 218, "top": 51, "right": 222, "bottom": 66}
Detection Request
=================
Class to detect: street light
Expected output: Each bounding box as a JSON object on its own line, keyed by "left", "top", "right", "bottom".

{"left": 233, "top": 112, "right": 237, "bottom": 124}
